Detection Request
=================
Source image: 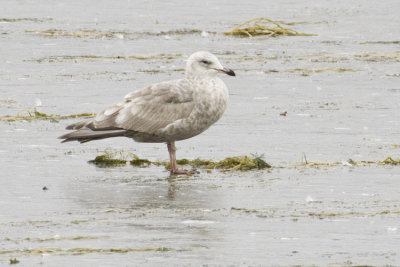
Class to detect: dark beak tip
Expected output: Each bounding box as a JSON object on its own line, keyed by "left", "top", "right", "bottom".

{"left": 227, "top": 69, "right": 236, "bottom": 76}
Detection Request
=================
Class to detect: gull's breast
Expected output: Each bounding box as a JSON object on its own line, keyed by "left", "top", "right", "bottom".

{"left": 157, "top": 78, "right": 229, "bottom": 141}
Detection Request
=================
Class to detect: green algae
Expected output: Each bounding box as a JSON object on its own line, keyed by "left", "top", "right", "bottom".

{"left": 286, "top": 67, "right": 358, "bottom": 73}
{"left": 231, "top": 207, "right": 258, "bottom": 213}
{"left": 0, "top": 247, "right": 173, "bottom": 256}
{"left": 29, "top": 53, "right": 183, "bottom": 63}
{"left": 354, "top": 51, "right": 400, "bottom": 62}
{"left": 88, "top": 150, "right": 152, "bottom": 168}
{"left": 0, "top": 98, "right": 17, "bottom": 105}
{"left": 70, "top": 219, "right": 90, "bottom": 224}
{"left": 171, "top": 155, "right": 271, "bottom": 171}
{"left": 0, "top": 18, "right": 52, "bottom": 23}
{"left": 90, "top": 151, "right": 271, "bottom": 171}
{"left": 0, "top": 110, "right": 95, "bottom": 122}
{"left": 216, "top": 155, "right": 271, "bottom": 170}
{"left": 298, "top": 51, "right": 400, "bottom": 64}
{"left": 149, "top": 29, "right": 211, "bottom": 36}
{"left": 302, "top": 157, "right": 400, "bottom": 167}
{"left": 26, "top": 28, "right": 210, "bottom": 39}
{"left": 360, "top": 41, "right": 400, "bottom": 45}
{"left": 173, "top": 68, "right": 185, "bottom": 72}
{"left": 230, "top": 207, "right": 400, "bottom": 219}
{"left": 276, "top": 20, "right": 328, "bottom": 26}
{"left": 89, "top": 155, "right": 127, "bottom": 167}
{"left": 26, "top": 29, "right": 128, "bottom": 38}
{"left": 130, "top": 154, "right": 152, "bottom": 167}
{"left": 89, "top": 150, "right": 398, "bottom": 171}
{"left": 379, "top": 157, "right": 400, "bottom": 165}
{"left": 8, "top": 235, "right": 108, "bottom": 243}
{"left": 223, "top": 18, "right": 316, "bottom": 37}
{"left": 308, "top": 210, "right": 400, "bottom": 218}
{"left": 138, "top": 69, "right": 163, "bottom": 73}
{"left": 88, "top": 151, "right": 129, "bottom": 167}
{"left": 9, "top": 258, "right": 19, "bottom": 264}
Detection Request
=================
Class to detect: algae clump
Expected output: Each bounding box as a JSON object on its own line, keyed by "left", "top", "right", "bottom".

{"left": 30, "top": 53, "right": 183, "bottom": 63}
{"left": 378, "top": 157, "right": 400, "bottom": 165}
{"left": 88, "top": 154, "right": 127, "bottom": 167}
{"left": 89, "top": 151, "right": 152, "bottom": 168}
{"left": 224, "top": 18, "right": 316, "bottom": 37}
{"left": 286, "top": 67, "right": 358, "bottom": 73}
{"left": 130, "top": 155, "right": 152, "bottom": 167}
{"left": 90, "top": 151, "right": 271, "bottom": 172}
{"left": 173, "top": 155, "right": 271, "bottom": 171}
{"left": 0, "top": 110, "right": 95, "bottom": 122}
{"left": 301, "top": 156, "right": 400, "bottom": 168}
{"left": 9, "top": 258, "right": 20, "bottom": 264}
{"left": 215, "top": 155, "right": 271, "bottom": 170}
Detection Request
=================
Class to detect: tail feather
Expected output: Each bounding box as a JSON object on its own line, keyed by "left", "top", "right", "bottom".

{"left": 59, "top": 129, "right": 128, "bottom": 143}
{"left": 66, "top": 119, "right": 93, "bottom": 130}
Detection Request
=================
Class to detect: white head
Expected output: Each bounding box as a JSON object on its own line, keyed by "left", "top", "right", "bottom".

{"left": 185, "top": 51, "right": 235, "bottom": 79}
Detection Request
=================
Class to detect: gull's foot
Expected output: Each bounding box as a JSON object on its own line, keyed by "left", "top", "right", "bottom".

{"left": 170, "top": 168, "right": 199, "bottom": 176}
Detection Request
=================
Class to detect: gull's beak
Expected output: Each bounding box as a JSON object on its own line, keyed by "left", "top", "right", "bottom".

{"left": 220, "top": 67, "right": 236, "bottom": 76}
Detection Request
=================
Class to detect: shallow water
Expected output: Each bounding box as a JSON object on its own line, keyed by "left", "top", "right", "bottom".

{"left": 1, "top": 0, "right": 400, "bottom": 266}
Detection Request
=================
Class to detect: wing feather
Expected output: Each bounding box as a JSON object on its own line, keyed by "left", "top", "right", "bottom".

{"left": 92, "top": 79, "right": 195, "bottom": 134}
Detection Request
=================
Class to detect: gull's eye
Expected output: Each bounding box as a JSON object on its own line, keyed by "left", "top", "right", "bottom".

{"left": 200, "top": 59, "right": 211, "bottom": 65}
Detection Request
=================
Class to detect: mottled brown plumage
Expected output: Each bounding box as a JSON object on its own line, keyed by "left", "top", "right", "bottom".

{"left": 59, "top": 51, "right": 235, "bottom": 175}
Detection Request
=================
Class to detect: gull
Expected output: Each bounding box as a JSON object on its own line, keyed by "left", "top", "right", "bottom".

{"left": 59, "top": 51, "right": 235, "bottom": 175}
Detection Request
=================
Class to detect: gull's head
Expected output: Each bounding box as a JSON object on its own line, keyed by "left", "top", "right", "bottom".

{"left": 185, "top": 51, "right": 235, "bottom": 79}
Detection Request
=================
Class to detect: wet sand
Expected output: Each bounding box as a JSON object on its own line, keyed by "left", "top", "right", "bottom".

{"left": 1, "top": 0, "right": 400, "bottom": 266}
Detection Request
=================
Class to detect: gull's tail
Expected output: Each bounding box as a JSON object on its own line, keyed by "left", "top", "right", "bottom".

{"left": 59, "top": 119, "right": 129, "bottom": 143}
{"left": 59, "top": 129, "right": 129, "bottom": 143}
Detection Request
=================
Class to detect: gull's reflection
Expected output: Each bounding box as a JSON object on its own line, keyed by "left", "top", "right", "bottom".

{"left": 68, "top": 172, "right": 218, "bottom": 211}
{"left": 167, "top": 178, "right": 176, "bottom": 201}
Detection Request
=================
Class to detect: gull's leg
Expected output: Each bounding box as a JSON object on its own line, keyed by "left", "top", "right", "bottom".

{"left": 167, "top": 142, "right": 194, "bottom": 175}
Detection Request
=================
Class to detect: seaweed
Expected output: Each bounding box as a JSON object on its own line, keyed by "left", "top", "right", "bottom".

{"left": 286, "top": 67, "right": 358, "bottom": 73}
{"left": 26, "top": 28, "right": 211, "bottom": 39}
{"left": 0, "top": 98, "right": 17, "bottom": 105}
{"left": 88, "top": 151, "right": 152, "bottom": 168}
{"left": 0, "top": 110, "right": 95, "bottom": 122}
{"left": 223, "top": 18, "right": 316, "bottom": 37}
{"left": 354, "top": 51, "right": 400, "bottom": 62}
{"left": 301, "top": 156, "right": 400, "bottom": 167}
{"left": 173, "top": 154, "right": 271, "bottom": 171}
{"left": 301, "top": 51, "right": 400, "bottom": 63}
{"left": 88, "top": 151, "right": 129, "bottom": 167}
{"left": 378, "top": 157, "right": 400, "bottom": 165}
{"left": 90, "top": 151, "right": 271, "bottom": 171}
{"left": 308, "top": 210, "right": 400, "bottom": 218}
{"left": 130, "top": 154, "right": 152, "bottom": 167}
{"left": 28, "top": 53, "right": 183, "bottom": 63}
{"left": 217, "top": 155, "right": 271, "bottom": 170}
{"left": 0, "top": 247, "right": 173, "bottom": 256}
{"left": 173, "top": 68, "right": 185, "bottom": 72}
{"left": 17, "top": 235, "right": 107, "bottom": 242}
{"left": 70, "top": 219, "right": 89, "bottom": 224}
{"left": 88, "top": 155, "right": 127, "bottom": 167}
{"left": 26, "top": 29, "right": 127, "bottom": 38}
{"left": 138, "top": 69, "right": 163, "bottom": 74}
{"left": 150, "top": 29, "right": 210, "bottom": 36}
{"left": 0, "top": 18, "right": 52, "bottom": 23}
{"left": 9, "top": 258, "right": 20, "bottom": 264}
{"left": 231, "top": 207, "right": 258, "bottom": 213}
{"left": 360, "top": 41, "right": 400, "bottom": 45}
{"left": 276, "top": 20, "right": 328, "bottom": 26}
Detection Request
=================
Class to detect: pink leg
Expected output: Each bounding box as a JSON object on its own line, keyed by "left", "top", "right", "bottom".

{"left": 167, "top": 142, "right": 194, "bottom": 175}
